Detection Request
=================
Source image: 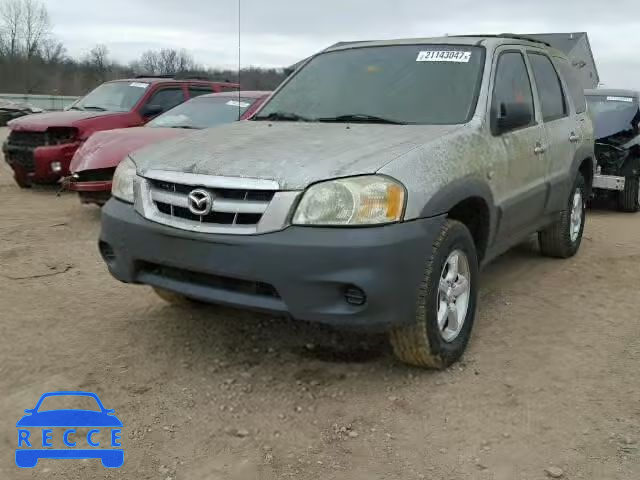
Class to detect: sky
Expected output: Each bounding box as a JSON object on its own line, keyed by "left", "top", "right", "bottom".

{"left": 42, "top": 0, "right": 639, "bottom": 88}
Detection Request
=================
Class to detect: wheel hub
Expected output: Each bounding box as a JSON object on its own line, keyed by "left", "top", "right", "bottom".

{"left": 570, "top": 189, "right": 583, "bottom": 243}
{"left": 437, "top": 250, "right": 471, "bottom": 343}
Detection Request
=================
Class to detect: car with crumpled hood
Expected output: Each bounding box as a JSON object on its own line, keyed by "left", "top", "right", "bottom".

{"left": 66, "top": 91, "right": 270, "bottom": 206}
{"left": 2, "top": 77, "right": 238, "bottom": 188}
{"left": 586, "top": 89, "right": 640, "bottom": 211}
{"left": 99, "top": 35, "right": 594, "bottom": 368}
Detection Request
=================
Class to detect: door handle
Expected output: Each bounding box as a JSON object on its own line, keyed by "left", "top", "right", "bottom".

{"left": 569, "top": 133, "right": 581, "bottom": 143}
{"left": 534, "top": 144, "right": 546, "bottom": 155}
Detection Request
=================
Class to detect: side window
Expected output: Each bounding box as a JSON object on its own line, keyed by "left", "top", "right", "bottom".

{"left": 146, "top": 87, "right": 185, "bottom": 112}
{"left": 491, "top": 51, "right": 535, "bottom": 135}
{"left": 527, "top": 53, "right": 568, "bottom": 121}
{"left": 554, "top": 57, "right": 587, "bottom": 114}
{"left": 189, "top": 85, "right": 214, "bottom": 98}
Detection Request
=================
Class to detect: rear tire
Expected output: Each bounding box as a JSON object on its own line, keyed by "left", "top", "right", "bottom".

{"left": 389, "top": 220, "right": 479, "bottom": 369}
{"left": 617, "top": 175, "right": 640, "bottom": 212}
{"left": 539, "top": 174, "right": 586, "bottom": 258}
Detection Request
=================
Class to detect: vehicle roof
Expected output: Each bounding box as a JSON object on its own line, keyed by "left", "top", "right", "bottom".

{"left": 324, "top": 35, "right": 561, "bottom": 52}
{"left": 108, "top": 78, "right": 239, "bottom": 87}
{"left": 585, "top": 88, "right": 639, "bottom": 98}
{"left": 197, "top": 90, "right": 271, "bottom": 99}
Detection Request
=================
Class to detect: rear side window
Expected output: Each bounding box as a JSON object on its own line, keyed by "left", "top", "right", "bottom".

{"left": 554, "top": 57, "right": 587, "bottom": 114}
{"left": 491, "top": 51, "right": 535, "bottom": 133}
{"left": 147, "top": 87, "right": 185, "bottom": 111}
{"left": 189, "top": 85, "right": 214, "bottom": 98}
{"left": 527, "top": 53, "right": 568, "bottom": 121}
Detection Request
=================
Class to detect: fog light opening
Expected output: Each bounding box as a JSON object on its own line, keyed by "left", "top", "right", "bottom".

{"left": 51, "top": 161, "right": 62, "bottom": 173}
{"left": 99, "top": 241, "right": 116, "bottom": 265}
{"left": 344, "top": 285, "right": 366, "bottom": 306}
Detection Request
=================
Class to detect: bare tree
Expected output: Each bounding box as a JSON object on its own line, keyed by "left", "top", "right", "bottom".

{"left": 138, "top": 48, "right": 196, "bottom": 75}
{"left": 21, "top": 0, "right": 50, "bottom": 58}
{"left": 0, "top": 0, "right": 23, "bottom": 57}
{"left": 139, "top": 49, "right": 159, "bottom": 74}
{"left": 41, "top": 37, "right": 65, "bottom": 63}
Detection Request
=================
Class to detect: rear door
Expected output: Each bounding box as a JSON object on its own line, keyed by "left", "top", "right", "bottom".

{"left": 526, "top": 51, "right": 576, "bottom": 214}
{"left": 489, "top": 48, "right": 549, "bottom": 241}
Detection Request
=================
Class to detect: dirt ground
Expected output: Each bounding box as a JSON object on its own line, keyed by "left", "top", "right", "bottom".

{"left": 0, "top": 125, "right": 638, "bottom": 480}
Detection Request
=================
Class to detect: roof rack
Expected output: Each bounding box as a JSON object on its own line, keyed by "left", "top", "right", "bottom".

{"left": 451, "top": 34, "right": 551, "bottom": 47}
{"left": 134, "top": 74, "right": 175, "bottom": 79}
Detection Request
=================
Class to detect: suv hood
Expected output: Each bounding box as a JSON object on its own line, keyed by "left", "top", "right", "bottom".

{"left": 9, "top": 110, "right": 123, "bottom": 132}
{"left": 132, "top": 121, "right": 460, "bottom": 190}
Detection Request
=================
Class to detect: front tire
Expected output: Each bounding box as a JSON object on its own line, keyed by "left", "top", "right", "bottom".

{"left": 539, "top": 173, "right": 586, "bottom": 258}
{"left": 389, "top": 220, "right": 479, "bottom": 369}
{"left": 617, "top": 175, "right": 640, "bottom": 212}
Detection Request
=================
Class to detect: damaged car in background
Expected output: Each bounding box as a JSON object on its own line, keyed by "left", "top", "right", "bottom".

{"left": 588, "top": 89, "right": 640, "bottom": 211}
{"left": 1, "top": 77, "right": 239, "bottom": 188}
{"left": 0, "top": 99, "right": 42, "bottom": 126}
{"left": 65, "top": 91, "right": 270, "bottom": 206}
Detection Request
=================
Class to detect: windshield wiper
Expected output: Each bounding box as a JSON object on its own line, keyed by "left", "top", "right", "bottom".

{"left": 82, "top": 105, "right": 108, "bottom": 111}
{"left": 68, "top": 106, "right": 84, "bottom": 111}
{"left": 166, "top": 125, "right": 199, "bottom": 129}
{"left": 318, "top": 114, "right": 407, "bottom": 125}
{"left": 254, "top": 111, "right": 314, "bottom": 122}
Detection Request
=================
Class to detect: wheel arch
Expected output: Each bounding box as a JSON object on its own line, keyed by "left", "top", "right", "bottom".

{"left": 420, "top": 178, "right": 496, "bottom": 262}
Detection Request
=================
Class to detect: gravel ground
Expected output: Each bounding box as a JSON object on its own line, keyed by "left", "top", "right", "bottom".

{"left": 1, "top": 126, "right": 639, "bottom": 479}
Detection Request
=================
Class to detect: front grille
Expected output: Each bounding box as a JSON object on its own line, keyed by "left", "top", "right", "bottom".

{"left": 8, "top": 128, "right": 77, "bottom": 148}
{"left": 8, "top": 131, "right": 48, "bottom": 148}
{"left": 7, "top": 150, "right": 35, "bottom": 172}
{"left": 148, "top": 179, "right": 276, "bottom": 227}
{"left": 74, "top": 168, "right": 115, "bottom": 182}
{"left": 139, "top": 262, "right": 280, "bottom": 299}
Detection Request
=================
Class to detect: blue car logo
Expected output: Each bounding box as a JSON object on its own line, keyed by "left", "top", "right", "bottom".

{"left": 16, "top": 391, "right": 123, "bottom": 468}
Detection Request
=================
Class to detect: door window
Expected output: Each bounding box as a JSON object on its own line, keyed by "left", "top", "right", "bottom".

{"left": 491, "top": 51, "right": 535, "bottom": 134}
{"left": 528, "top": 53, "right": 568, "bottom": 121}
{"left": 146, "top": 87, "right": 185, "bottom": 113}
{"left": 188, "top": 85, "right": 214, "bottom": 98}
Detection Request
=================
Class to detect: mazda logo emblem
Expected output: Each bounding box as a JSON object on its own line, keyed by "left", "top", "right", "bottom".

{"left": 187, "top": 189, "right": 213, "bottom": 216}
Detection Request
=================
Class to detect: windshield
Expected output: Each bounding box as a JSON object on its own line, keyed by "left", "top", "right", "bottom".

{"left": 148, "top": 96, "right": 258, "bottom": 129}
{"left": 37, "top": 395, "right": 101, "bottom": 412}
{"left": 586, "top": 95, "right": 640, "bottom": 139}
{"left": 71, "top": 81, "right": 149, "bottom": 112}
{"left": 255, "top": 45, "right": 484, "bottom": 125}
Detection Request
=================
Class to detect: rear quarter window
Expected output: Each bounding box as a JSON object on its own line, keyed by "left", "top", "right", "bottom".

{"left": 554, "top": 57, "right": 587, "bottom": 114}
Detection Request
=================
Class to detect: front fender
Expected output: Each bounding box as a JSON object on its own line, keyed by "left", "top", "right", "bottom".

{"left": 418, "top": 176, "right": 497, "bottom": 244}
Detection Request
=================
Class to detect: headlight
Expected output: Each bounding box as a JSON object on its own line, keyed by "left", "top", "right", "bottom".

{"left": 111, "top": 157, "right": 137, "bottom": 203}
{"left": 293, "top": 175, "right": 405, "bottom": 226}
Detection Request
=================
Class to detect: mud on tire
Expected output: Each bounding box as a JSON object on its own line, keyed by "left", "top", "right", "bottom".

{"left": 389, "top": 219, "right": 479, "bottom": 369}
{"left": 538, "top": 173, "right": 586, "bottom": 258}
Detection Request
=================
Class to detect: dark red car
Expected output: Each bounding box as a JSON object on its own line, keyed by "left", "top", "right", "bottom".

{"left": 2, "top": 77, "right": 239, "bottom": 188}
{"left": 66, "top": 90, "right": 271, "bottom": 205}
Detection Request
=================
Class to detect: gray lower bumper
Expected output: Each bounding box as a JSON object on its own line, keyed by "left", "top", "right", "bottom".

{"left": 99, "top": 199, "right": 445, "bottom": 331}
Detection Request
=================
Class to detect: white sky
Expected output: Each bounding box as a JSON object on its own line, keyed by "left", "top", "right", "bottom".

{"left": 42, "top": 0, "right": 640, "bottom": 88}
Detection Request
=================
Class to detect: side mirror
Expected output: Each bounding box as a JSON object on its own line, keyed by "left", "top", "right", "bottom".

{"left": 141, "top": 104, "right": 164, "bottom": 118}
{"left": 492, "top": 102, "right": 533, "bottom": 135}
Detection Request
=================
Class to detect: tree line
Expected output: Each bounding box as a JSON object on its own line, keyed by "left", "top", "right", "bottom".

{"left": 0, "top": 0, "right": 287, "bottom": 96}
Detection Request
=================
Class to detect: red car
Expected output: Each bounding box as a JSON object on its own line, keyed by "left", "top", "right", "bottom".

{"left": 66, "top": 91, "right": 271, "bottom": 205}
{"left": 2, "top": 77, "right": 239, "bottom": 188}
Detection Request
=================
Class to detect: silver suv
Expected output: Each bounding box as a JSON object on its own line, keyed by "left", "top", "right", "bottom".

{"left": 100, "top": 35, "right": 594, "bottom": 368}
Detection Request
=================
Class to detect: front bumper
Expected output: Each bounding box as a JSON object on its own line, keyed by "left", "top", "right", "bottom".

{"left": 100, "top": 199, "right": 445, "bottom": 331}
{"left": 3, "top": 142, "right": 81, "bottom": 184}
{"left": 66, "top": 178, "right": 113, "bottom": 205}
